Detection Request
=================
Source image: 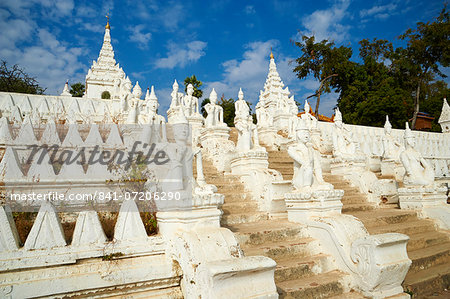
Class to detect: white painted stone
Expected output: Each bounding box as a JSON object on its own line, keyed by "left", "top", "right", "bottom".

{"left": 400, "top": 122, "right": 435, "bottom": 186}
{"left": 72, "top": 210, "right": 107, "bottom": 246}
{"left": 15, "top": 116, "right": 37, "bottom": 145}
{"left": 61, "top": 124, "right": 84, "bottom": 148}
{"left": 0, "top": 205, "right": 20, "bottom": 251}
{"left": 0, "top": 116, "right": 13, "bottom": 144}
{"left": 60, "top": 81, "right": 72, "bottom": 97}
{"left": 24, "top": 200, "right": 66, "bottom": 250}
{"left": 40, "top": 119, "right": 61, "bottom": 145}
{"left": 114, "top": 199, "right": 148, "bottom": 242}
{"left": 438, "top": 97, "right": 450, "bottom": 133}
{"left": 0, "top": 147, "right": 24, "bottom": 181}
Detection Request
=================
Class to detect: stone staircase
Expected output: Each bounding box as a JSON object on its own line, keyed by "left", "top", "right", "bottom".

{"left": 195, "top": 129, "right": 364, "bottom": 298}
{"left": 265, "top": 148, "right": 450, "bottom": 298}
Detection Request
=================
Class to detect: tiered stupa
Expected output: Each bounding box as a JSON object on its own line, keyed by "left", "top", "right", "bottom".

{"left": 255, "top": 51, "right": 298, "bottom": 131}
{"left": 85, "top": 17, "right": 128, "bottom": 99}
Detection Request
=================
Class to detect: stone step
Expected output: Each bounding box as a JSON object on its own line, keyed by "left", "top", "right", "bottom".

{"left": 403, "top": 262, "right": 450, "bottom": 298}
{"left": 243, "top": 238, "right": 317, "bottom": 260}
{"left": 215, "top": 183, "right": 246, "bottom": 192}
{"left": 349, "top": 209, "right": 418, "bottom": 227}
{"left": 408, "top": 242, "right": 450, "bottom": 273}
{"left": 222, "top": 192, "right": 252, "bottom": 203}
{"left": 276, "top": 270, "right": 346, "bottom": 299}
{"left": 365, "top": 219, "right": 437, "bottom": 236}
{"left": 340, "top": 195, "right": 368, "bottom": 205}
{"left": 406, "top": 231, "right": 450, "bottom": 252}
{"left": 342, "top": 203, "right": 376, "bottom": 213}
{"left": 268, "top": 158, "right": 294, "bottom": 164}
{"left": 220, "top": 212, "right": 268, "bottom": 226}
{"left": 221, "top": 201, "right": 258, "bottom": 214}
{"left": 267, "top": 151, "right": 291, "bottom": 158}
{"left": 328, "top": 290, "right": 366, "bottom": 299}
{"left": 275, "top": 254, "right": 330, "bottom": 282}
{"left": 227, "top": 220, "right": 305, "bottom": 246}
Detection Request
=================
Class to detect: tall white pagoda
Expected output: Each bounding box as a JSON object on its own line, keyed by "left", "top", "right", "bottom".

{"left": 85, "top": 17, "right": 128, "bottom": 99}
{"left": 255, "top": 51, "right": 298, "bottom": 131}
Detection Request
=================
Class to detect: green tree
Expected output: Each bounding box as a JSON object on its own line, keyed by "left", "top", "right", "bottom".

{"left": 293, "top": 35, "right": 352, "bottom": 117}
{"left": 336, "top": 39, "right": 413, "bottom": 128}
{"left": 184, "top": 75, "right": 203, "bottom": 99}
{"left": 218, "top": 95, "right": 235, "bottom": 127}
{"left": 420, "top": 80, "right": 449, "bottom": 132}
{"left": 397, "top": 6, "right": 449, "bottom": 129}
{"left": 200, "top": 98, "right": 210, "bottom": 117}
{"left": 70, "top": 82, "right": 85, "bottom": 97}
{"left": 0, "top": 60, "right": 45, "bottom": 94}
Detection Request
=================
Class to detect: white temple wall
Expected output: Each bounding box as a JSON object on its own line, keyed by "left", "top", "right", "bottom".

{"left": 317, "top": 121, "right": 450, "bottom": 178}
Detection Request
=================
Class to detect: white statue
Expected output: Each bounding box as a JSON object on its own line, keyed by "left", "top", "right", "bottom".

{"left": 287, "top": 119, "right": 333, "bottom": 192}
{"left": 183, "top": 84, "right": 200, "bottom": 116}
{"left": 382, "top": 115, "right": 403, "bottom": 160}
{"left": 204, "top": 89, "right": 225, "bottom": 128}
{"left": 132, "top": 81, "right": 142, "bottom": 99}
{"left": 256, "top": 102, "right": 273, "bottom": 128}
{"left": 234, "top": 88, "right": 250, "bottom": 119}
{"left": 399, "top": 122, "right": 434, "bottom": 186}
{"left": 140, "top": 86, "right": 167, "bottom": 141}
{"left": 332, "top": 108, "right": 363, "bottom": 160}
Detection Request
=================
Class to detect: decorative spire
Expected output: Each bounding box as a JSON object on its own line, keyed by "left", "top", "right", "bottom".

{"left": 438, "top": 97, "right": 450, "bottom": 133}
{"left": 404, "top": 122, "right": 413, "bottom": 138}
{"left": 60, "top": 80, "right": 72, "bottom": 97}
{"left": 145, "top": 87, "right": 150, "bottom": 100}
{"left": 238, "top": 88, "right": 244, "bottom": 101}
{"left": 384, "top": 115, "right": 392, "bottom": 130}
{"left": 105, "top": 15, "right": 110, "bottom": 30}
{"left": 334, "top": 107, "right": 342, "bottom": 122}
{"left": 149, "top": 85, "right": 157, "bottom": 101}
{"left": 270, "top": 48, "right": 274, "bottom": 59}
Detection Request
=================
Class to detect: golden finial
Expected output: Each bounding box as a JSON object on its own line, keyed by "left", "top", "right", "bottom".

{"left": 270, "top": 48, "right": 274, "bottom": 59}
{"left": 105, "top": 15, "right": 110, "bottom": 30}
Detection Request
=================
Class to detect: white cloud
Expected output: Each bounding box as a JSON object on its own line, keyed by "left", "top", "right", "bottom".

{"left": 204, "top": 40, "right": 298, "bottom": 106}
{"left": 299, "top": 0, "right": 351, "bottom": 43}
{"left": 128, "top": 25, "right": 152, "bottom": 49}
{"left": 244, "top": 5, "right": 256, "bottom": 14}
{"left": 154, "top": 41, "right": 207, "bottom": 69}
{"left": 360, "top": 4, "right": 397, "bottom": 19}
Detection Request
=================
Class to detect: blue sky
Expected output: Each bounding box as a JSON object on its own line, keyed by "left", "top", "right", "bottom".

{"left": 0, "top": 0, "right": 447, "bottom": 116}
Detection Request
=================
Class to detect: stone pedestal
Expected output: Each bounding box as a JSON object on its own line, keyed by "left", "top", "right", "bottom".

{"left": 199, "top": 126, "right": 234, "bottom": 172}
{"left": 381, "top": 159, "right": 404, "bottom": 180}
{"left": 285, "top": 189, "right": 344, "bottom": 221}
{"left": 398, "top": 185, "right": 449, "bottom": 230}
{"left": 230, "top": 150, "right": 269, "bottom": 176}
{"left": 187, "top": 114, "right": 204, "bottom": 142}
{"left": 156, "top": 192, "right": 224, "bottom": 237}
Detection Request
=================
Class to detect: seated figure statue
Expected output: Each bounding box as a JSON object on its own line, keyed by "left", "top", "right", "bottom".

{"left": 235, "top": 88, "right": 250, "bottom": 119}
{"left": 288, "top": 119, "right": 333, "bottom": 192}
{"left": 139, "top": 86, "right": 167, "bottom": 142}
{"left": 382, "top": 115, "right": 403, "bottom": 160}
{"left": 183, "top": 84, "right": 200, "bottom": 117}
{"left": 204, "top": 89, "right": 225, "bottom": 128}
{"left": 332, "top": 107, "right": 364, "bottom": 160}
{"left": 399, "top": 123, "right": 434, "bottom": 186}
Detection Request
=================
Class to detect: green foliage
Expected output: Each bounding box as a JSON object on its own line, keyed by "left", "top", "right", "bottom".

{"left": 218, "top": 95, "right": 235, "bottom": 127}
{"left": 101, "top": 90, "right": 111, "bottom": 99}
{"left": 70, "top": 82, "right": 85, "bottom": 97}
{"left": 0, "top": 60, "right": 46, "bottom": 94}
{"left": 200, "top": 98, "right": 210, "bottom": 117}
{"left": 184, "top": 75, "right": 203, "bottom": 99}
{"left": 293, "top": 6, "right": 449, "bottom": 130}
{"left": 397, "top": 6, "right": 449, "bottom": 128}
{"left": 293, "top": 35, "right": 353, "bottom": 116}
